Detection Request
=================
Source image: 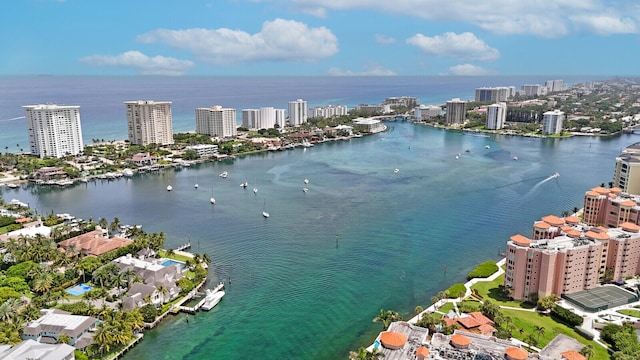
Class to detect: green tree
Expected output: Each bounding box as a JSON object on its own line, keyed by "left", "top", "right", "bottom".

{"left": 57, "top": 334, "right": 72, "bottom": 344}
{"left": 580, "top": 344, "right": 595, "bottom": 359}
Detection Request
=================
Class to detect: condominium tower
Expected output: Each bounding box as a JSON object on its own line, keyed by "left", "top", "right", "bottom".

{"left": 541, "top": 110, "right": 564, "bottom": 135}
{"left": 242, "top": 107, "right": 284, "bottom": 130}
{"left": 486, "top": 103, "right": 507, "bottom": 130}
{"left": 24, "top": 104, "right": 84, "bottom": 158}
{"left": 445, "top": 98, "right": 466, "bottom": 125}
{"left": 288, "top": 99, "right": 307, "bottom": 126}
{"left": 613, "top": 142, "right": 640, "bottom": 195}
{"left": 195, "top": 106, "right": 237, "bottom": 138}
{"left": 505, "top": 186, "right": 640, "bottom": 300}
{"left": 125, "top": 101, "right": 174, "bottom": 146}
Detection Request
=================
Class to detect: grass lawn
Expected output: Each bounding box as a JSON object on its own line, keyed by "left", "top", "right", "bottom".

{"left": 503, "top": 309, "right": 609, "bottom": 359}
{"left": 438, "top": 302, "right": 455, "bottom": 313}
{"left": 617, "top": 309, "right": 640, "bottom": 318}
{"left": 157, "top": 250, "right": 191, "bottom": 262}
{"left": 447, "top": 283, "right": 467, "bottom": 298}
{"left": 467, "top": 261, "right": 499, "bottom": 279}
{"left": 470, "top": 274, "right": 535, "bottom": 309}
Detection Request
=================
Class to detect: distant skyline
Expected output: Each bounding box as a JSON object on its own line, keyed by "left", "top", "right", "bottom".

{"left": 2, "top": 0, "right": 639, "bottom": 77}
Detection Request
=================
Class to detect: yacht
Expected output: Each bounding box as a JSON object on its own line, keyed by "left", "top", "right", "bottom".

{"left": 219, "top": 171, "right": 228, "bottom": 178}
{"left": 194, "top": 183, "right": 199, "bottom": 189}
{"left": 302, "top": 187, "right": 309, "bottom": 193}
{"left": 393, "top": 168, "right": 399, "bottom": 174}
{"left": 167, "top": 185, "right": 173, "bottom": 191}
{"left": 303, "top": 179, "right": 309, "bottom": 184}
{"left": 485, "top": 145, "right": 491, "bottom": 149}
{"left": 262, "top": 199, "right": 270, "bottom": 218}
{"left": 513, "top": 156, "right": 519, "bottom": 161}
{"left": 201, "top": 289, "right": 225, "bottom": 311}
{"left": 122, "top": 168, "right": 135, "bottom": 177}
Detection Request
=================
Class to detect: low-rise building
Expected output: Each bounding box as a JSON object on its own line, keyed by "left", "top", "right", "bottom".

{"left": 413, "top": 105, "right": 441, "bottom": 121}
{"left": 352, "top": 118, "right": 386, "bottom": 133}
{"left": 185, "top": 144, "right": 218, "bottom": 158}
{"left": 0, "top": 339, "right": 75, "bottom": 360}
{"left": 58, "top": 230, "right": 132, "bottom": 257}
{"left": 128, "top": 153, "right": 157, "bottom": 167}
{"left": 22, "top": 309, "right": 97, "bottom": 349}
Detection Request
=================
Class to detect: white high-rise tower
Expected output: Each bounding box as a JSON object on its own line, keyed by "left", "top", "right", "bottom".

{"left": 125, "top": 100, "right": 174, "bottom": 146}
{"left": 24, "top": 104, "right": 84, "bottom": 158}
{"left": 287, "top": 99, "right": 307, "bottom": 126}
{"left": 196, "top": 106, "right": 237, "bottom": 138}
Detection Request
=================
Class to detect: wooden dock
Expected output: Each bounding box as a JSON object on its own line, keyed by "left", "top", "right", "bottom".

{"left": 175, "top": 242, "right": 191, "bottom": 251}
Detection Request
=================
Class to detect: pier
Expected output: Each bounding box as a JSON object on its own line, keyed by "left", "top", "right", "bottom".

{"left": 175, "top": 242, "right": 191, "bottom": 251}
{"left": 176, "top": 282, "right": 225, "bottom": 313}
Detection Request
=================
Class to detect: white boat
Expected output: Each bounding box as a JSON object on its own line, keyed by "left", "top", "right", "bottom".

{"left": 262, "top": 199, "right": 270, "bottom": 218}
{"left": 7, "top": 183, "right": 19, "bottom": 189}
{"left": 393, "top": 168, "right": 399, "bottom": 174}
{"left": 240, "top": 181, "right": 248, "bottom": 188}
{"left": 455, "top": 155, "right": 459, "bottom": 160}
{"left": 253, "top": 177, "right": 258, "bottom": 193}
{"left": 302, "top": 187, "right": 309, "bottom": 193}
{"left": 485, "top": 145, "right": 491, "bottom": 149}
{"left": 167, "top": 185, "right": 173, "bottom": 191}
{"left": 194, "top": 183, "right": 199, "bottom": 189}
{"left": 513, "top": 156, "right": 518, "bottom": 161}
{"left": 201, "top": 289, "right": 225, "bottom": 311}
{"left": 552, "top": 172, "right": 560, "bottom": 178}
{"left": 303, "top": 178, "right": 309, "bottom": 184}
{"left": 219, "top": 171, "right": 228, "bottom": 178}
{"left": 122, "top": 169, "right": 135, "bottom": 177}
{"left": 253, "top": 187, "right": 258, "bottom": 194}
{"left": 210, "top": 186, "right": 216, "bottom": 205}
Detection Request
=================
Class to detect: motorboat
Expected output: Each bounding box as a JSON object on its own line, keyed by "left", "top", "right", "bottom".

{"left": 513, "top": 156, "right": 519, "bottom": 161}
{"left": 167, "top": 185, "right": 173, "bottom": 191}
{"left": 219, "top": 171, "right": 228, "bottom": 178}
{"left": 303, "top": 179, "right": 309, "bottom": 184}
{"left": 485, "top": 145, "right": 491, "bottom": 149}
{"left": 393, "top": 168, "right": 399, "bottom": 174}
{"left": 201, "top": 289, "right": 225, "bottom": 311}
{"left": 302, "top": 187, "right": 309, "bottom": 193}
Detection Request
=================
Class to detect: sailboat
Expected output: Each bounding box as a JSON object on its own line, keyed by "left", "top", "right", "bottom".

{"left": 210, "top": 185, "right": 216, "bottom": 205}
{"left": 253, "top": 177, "right": 258, "bottom": 194}
{"left": 194, "top": 175, "right": 199, "bottom": 189}
{"left": 166, "top": 185, "right": 173, "bottom": 191}
{"left": 240, "top": 176, "right": 248, "bottom": 188}
{"left": 262, "top": 199, "right": 270, "bottom": 218}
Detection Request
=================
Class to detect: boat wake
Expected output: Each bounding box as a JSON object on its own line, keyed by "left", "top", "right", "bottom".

{"left": 523, "top": 172, "right": 560, "bottom": 198}
{"left": 0, "top": 116, "right": 25, "bottom": 122}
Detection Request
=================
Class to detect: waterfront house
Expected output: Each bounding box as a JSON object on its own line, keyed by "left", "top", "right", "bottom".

{"left": 128, "top": 152, "right": 157, "bottom": 167}
{"left": 58, "top": 230, "right": 132, "bottom": 257}
{"left": 443, "top": 312, "right": 496, "bottom": 336}
{"left": 22, "top": 309, "right": 97, "bottom": 349}
{"left": 113, "top": 254, "right": 184, "bottom": 310}
{"left": 34, "top": 167, "right": 68, "bottom": 182}
{"left": 0, "top": 339, "right": 75, "bottom": 360}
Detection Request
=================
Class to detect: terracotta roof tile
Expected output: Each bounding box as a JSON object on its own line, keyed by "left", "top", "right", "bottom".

{"left": 510, "top": 234, "right": 531, "bottom": 247}
{"left": 620, "top": 222, "right": 640, "bottom": 233}
{"left": 541, "top": 215, "right": 565, "bottom": 226}
{"left": 505, "top": 347, "right": 528, "bottom": 360}
{"left": 561, "top": 349, "right": 586, "bottom": 360}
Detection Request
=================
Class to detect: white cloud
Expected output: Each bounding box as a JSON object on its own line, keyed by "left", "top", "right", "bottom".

{"left": 79, "top": 51, "right": 195, "bottom": 76}
{"left": 570, "top": 15, "right": 638, "bottom": 35}
{"left": 406, "top": 32, "right": 499, "bottom": 61}
{"left": 374, "top": 34, "right": 396, "bottom": 45}
{"left": 327, "top": 63, "right": 396, "bottom": 76}
{"left": 448, "top": 64, "right": 495, "bottom": 76}
{"left": 137, "top": 18, "right": 338, "bottom": 64}
{"left": 268, "top": 0, "right": 638, "bottom": 37}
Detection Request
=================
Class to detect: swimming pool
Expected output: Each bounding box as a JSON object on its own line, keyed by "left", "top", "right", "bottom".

{"left": 66, "top": 283, "right": 93, "bottom": 296}
{"left": 161, "top": 259, "right": 185, "bottom": 268}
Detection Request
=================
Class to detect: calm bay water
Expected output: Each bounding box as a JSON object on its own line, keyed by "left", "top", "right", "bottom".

{"left": 2, "top": 123, "right": 635, "bottom": 359}
{"left": 0, "top": 76, "right": 626, "bottom": 359}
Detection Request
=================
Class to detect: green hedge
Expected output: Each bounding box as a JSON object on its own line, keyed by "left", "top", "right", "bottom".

{"left": 467, "top": 261, "right": 499, "bottom": 280}
{"left": 551, "top": 305, "right": 584, "bottom": 327}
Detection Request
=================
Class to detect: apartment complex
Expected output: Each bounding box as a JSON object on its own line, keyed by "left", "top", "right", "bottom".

{"left": 485, "top": 103, "right": 507, "bottom": 130}
{"left": 24, "top": 104, "right": 84, "bottom": 158}
{"left": 125, "top": 100, "right": 174, "bottom": 146}
{"left": 474, "top": 87, "right": 514, "bottom": 102}
{"left": 195, "top": 105, "right": 237, "bottom": 138}
{"left": 505, "top": 186, "right": 640, "bottom": 300}
{"left": 545, "top": 80, "right": 565, "bottom": 93}
{"left": 242, "top": 107, "right": 285, "bottom": 130}
{"left": 383, "top": 96, "right": 420, "bottom": 108}
{"left": 613, "top": 142, "right": 640, "bottom": 195}
{"left": 520, "top": 84, "right": 546, "bottom": 97}
{"left": 287, "top": 99, "right": 307, "bottom": 126}
{"left": 414, "top": 105, "right": 442, "bottom": 121}
{"left": 541, "top": 110, "right": 565, "bottom": 135}
{"left": 445, "top": 98, "right": 466, "bottom": 125}
{"left": 308, "top": 105, "right": 348, "bottom": 118}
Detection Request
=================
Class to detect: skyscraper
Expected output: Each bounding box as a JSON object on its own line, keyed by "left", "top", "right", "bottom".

{"left": 24, "top": 104, "right": 84, "bottom": 158}
{"left": 287, "top": 99, "right": 307, "bottom": 126}
{"left": 486, "top": 103, "right": 507, "bottom": 130}
{"left": 195, "top": 105, "right": 237, "bottom": 138}
{"left": 445, "top": 98, "right": 466, "bottom": 125}
{"left": 613, "top": 142, "right": 640, "bottom": 195}
{"left": 125, "top": 101, "right": 174, "bottom": 146}
{"left": 541, "top": 110, "right": 564, "bottom": 135}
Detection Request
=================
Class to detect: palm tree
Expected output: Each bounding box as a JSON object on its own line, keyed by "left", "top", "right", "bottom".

{"left": 57, "top": 334, "right": 72, "bottom": 345}
{"left": 156, "top": 285, "right": 169, "bottom": 303}
{"left": 0, "top": 299, "right": 20, "bottom": 323}
{"left": 201, "top": 253, "right": 212, "bottom": 266}
{"left": 98, "top": 217, "right": 108, "bottom": 232}
{"left": 109, "top": 217, "right": 121, "bottom": 236}
{"left": 373, "top": 309, "right": 401, "bottom": 330}
{"left": 533, "top": 325, "right": 545, "bottom": 344}
{"left": 580, "top": 344, "right": 595, "bottom": 359}
{"left": 415, "top": 306, "right": 423, "bottom": 315}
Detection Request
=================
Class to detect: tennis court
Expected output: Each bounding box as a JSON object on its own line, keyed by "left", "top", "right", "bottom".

{"left": 563, "top": 285, "right": 638, "bottom": 312}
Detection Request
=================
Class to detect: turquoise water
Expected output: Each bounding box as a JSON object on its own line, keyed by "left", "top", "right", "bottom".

{"left": 161, "top": 259, "right": 185, "bottom": 268}
{"left": 2, "top": 122, "right": 633, "bottom": 359}
{"left": 66, "top": 283, "right": 93, "bottom": 296}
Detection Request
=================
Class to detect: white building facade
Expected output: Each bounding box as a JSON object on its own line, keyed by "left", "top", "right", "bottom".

{"left": 195, "top": 105, "right": 237, "bottom": 138}
{"left": 125, "top": 101, "right": 174, "bottom": 146}
{"left": 413, "top": 105, "right": 441, "bottom": 121}
{"left": 24, "top": 104, "right": 84, "bottom": 158}
{"left": 308, "top": 105, "right": 348, "bottom": 118}
{"left": 486, "top": 103, "right": 507, "bottom": 130}
{"left": 288, "top": 99, "right": 308, "bottom": 126}
{"left": 542, "top": 110, "right": 565, "bottom": 135}
{"left": 521, "top": 84, "right": 546, "bottom": 97}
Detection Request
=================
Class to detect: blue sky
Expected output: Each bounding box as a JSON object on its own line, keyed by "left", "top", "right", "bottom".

{"left": 2, "top": 0, "right": 639, "bottom": 76}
